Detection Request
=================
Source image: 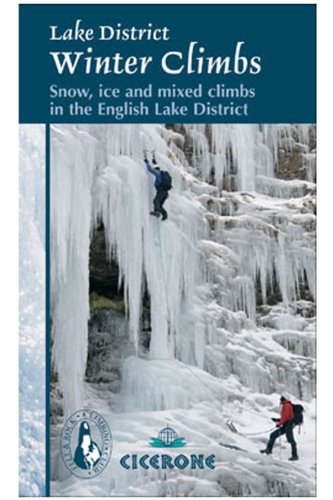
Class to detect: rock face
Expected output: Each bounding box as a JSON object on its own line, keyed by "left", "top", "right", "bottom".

{"left": 87, "top": 227, "right": 152, "bottom": 389}
{"left": 86, "top": 310, "right": 131, "bottom": 392}
{"left": 89, "top": 225, "right": 122, "bottom": 300}
{"left": 277, "top": 144, "right": 307, "bottom": 180}
{"left": 87, "top": 228, "right": 130, "bottom": 392}
{"left": 276, "top": 125, "right": 316, "bottom": 182}
{"left": 276, "top": 126, "right": 317, "bottom": 182}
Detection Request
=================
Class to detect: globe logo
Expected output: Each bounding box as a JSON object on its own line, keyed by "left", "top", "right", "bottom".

{"left": 158, "top": 427, "right": 178, "bottom": 446}
{"left": 150, "top": 426, "right": 186, "bottom": 448}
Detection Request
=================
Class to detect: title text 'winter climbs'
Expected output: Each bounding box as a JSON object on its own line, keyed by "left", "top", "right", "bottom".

{"left": 49, "top": 41, "right": 262, "bottom": 76}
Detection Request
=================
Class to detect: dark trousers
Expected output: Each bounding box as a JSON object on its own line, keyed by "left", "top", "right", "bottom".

{"left": 267, "top": 421, "right": 298, "bottom": 457}
{"left": 154, "top": 188, "right": 168, "bottom": 220}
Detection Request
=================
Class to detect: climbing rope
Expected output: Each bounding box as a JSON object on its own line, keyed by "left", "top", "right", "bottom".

{"left": 226, "top": 419, "right": 276, "bottom": 437}
{"left": 182, "top": 363, "right": 223, "bottom": 398}
{"left": 139, "top": 356, "right": 277, "bottom": 438}
{"left": 241, "top": 427, "right": 276, "bottom": 437}
{"left": 141, "top": 357, "right": 275, "bottom": 435}
{"left": 140, "top": 356, "right": 222, "bottom": 398}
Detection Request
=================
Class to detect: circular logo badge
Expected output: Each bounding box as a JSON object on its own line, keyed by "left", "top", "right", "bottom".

{"left": 61, "top": 409, "right": 112, "bottom": 479}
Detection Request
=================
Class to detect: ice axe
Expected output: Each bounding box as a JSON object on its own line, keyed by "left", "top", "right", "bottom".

{"left": 226, "top": 419, "right": 238, "bottom": 433}
{"left": 143, "top": 149, "right": 149, "bottom": 162}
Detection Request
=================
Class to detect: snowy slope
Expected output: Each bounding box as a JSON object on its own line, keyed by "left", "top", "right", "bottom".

{"left": 51, "top": 369, "right": 315, "bottom": 496}
{"left": 50, "top": 124, "right": 316, "bottom": 496}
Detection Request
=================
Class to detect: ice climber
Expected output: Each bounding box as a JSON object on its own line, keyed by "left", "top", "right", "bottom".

{"left": 144, "top": 153, "right": 172, "bottom": 221}
{"left": 260, "top": 394, "right": 299, "bottom": 461}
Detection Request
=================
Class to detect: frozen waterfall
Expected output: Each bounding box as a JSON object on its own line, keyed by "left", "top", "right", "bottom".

{"left": 51, "top": 123, "right": 316, "bottom": 415}
{"left": 50, "top": 123, "right": 316, "bottom": 496}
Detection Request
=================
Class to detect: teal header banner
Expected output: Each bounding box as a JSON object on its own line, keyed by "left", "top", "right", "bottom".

{"left": 19, "top": 4, "right": 316, "bottom": 123}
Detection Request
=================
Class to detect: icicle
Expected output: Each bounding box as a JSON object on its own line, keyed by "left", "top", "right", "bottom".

{"left": 51, "top": 123, "right": 316, "bottom": 416}
{"left": 51, "top": 125, "right": 97, "bottom": 415}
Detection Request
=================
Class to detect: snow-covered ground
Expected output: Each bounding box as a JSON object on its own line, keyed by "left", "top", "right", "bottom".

{"left": 51, "top": 359, "right": 315, "bottom": 496}
{"left": 49, "top": 124, "right": 316, "bottom": 496}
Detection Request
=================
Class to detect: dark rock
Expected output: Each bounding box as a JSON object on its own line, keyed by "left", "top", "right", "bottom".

{"left": 308, "top": 125, "right": 317, "bottom": 151}
{"left": 276, "top": 148, "right": 306, "bottom": 180}
{"left": 89, "top": 228, "right": 123, "bottom": 299}
{"left": 86, "top": 309, "right": 132, "bottom": 390}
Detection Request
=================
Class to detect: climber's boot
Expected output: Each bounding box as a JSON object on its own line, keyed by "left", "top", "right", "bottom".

{"left": 288, "top": 442, "right": 299, "bottom": 461}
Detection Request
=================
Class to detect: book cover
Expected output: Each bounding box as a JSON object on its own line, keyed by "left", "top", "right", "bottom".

{"left": 19, "top": 2, "right": 316, "bottom": 497}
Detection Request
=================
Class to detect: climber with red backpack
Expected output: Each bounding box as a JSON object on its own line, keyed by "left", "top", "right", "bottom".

{"left": 260, "top": 394, "right": 304, "bottom": 461}
{"left": 144, "top": 151, "right": 172, "bottom": 221}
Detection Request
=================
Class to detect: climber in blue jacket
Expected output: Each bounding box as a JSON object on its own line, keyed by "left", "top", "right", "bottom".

{"left": 145, "top": 160, "right": 163, "bottom": 188}
{"left": 144, "top": 153, "right": 172, "bottom": 221}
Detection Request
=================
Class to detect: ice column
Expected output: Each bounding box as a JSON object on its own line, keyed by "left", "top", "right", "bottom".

{"left": 51, "top": 126, "right": 97, "bottom": 415}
